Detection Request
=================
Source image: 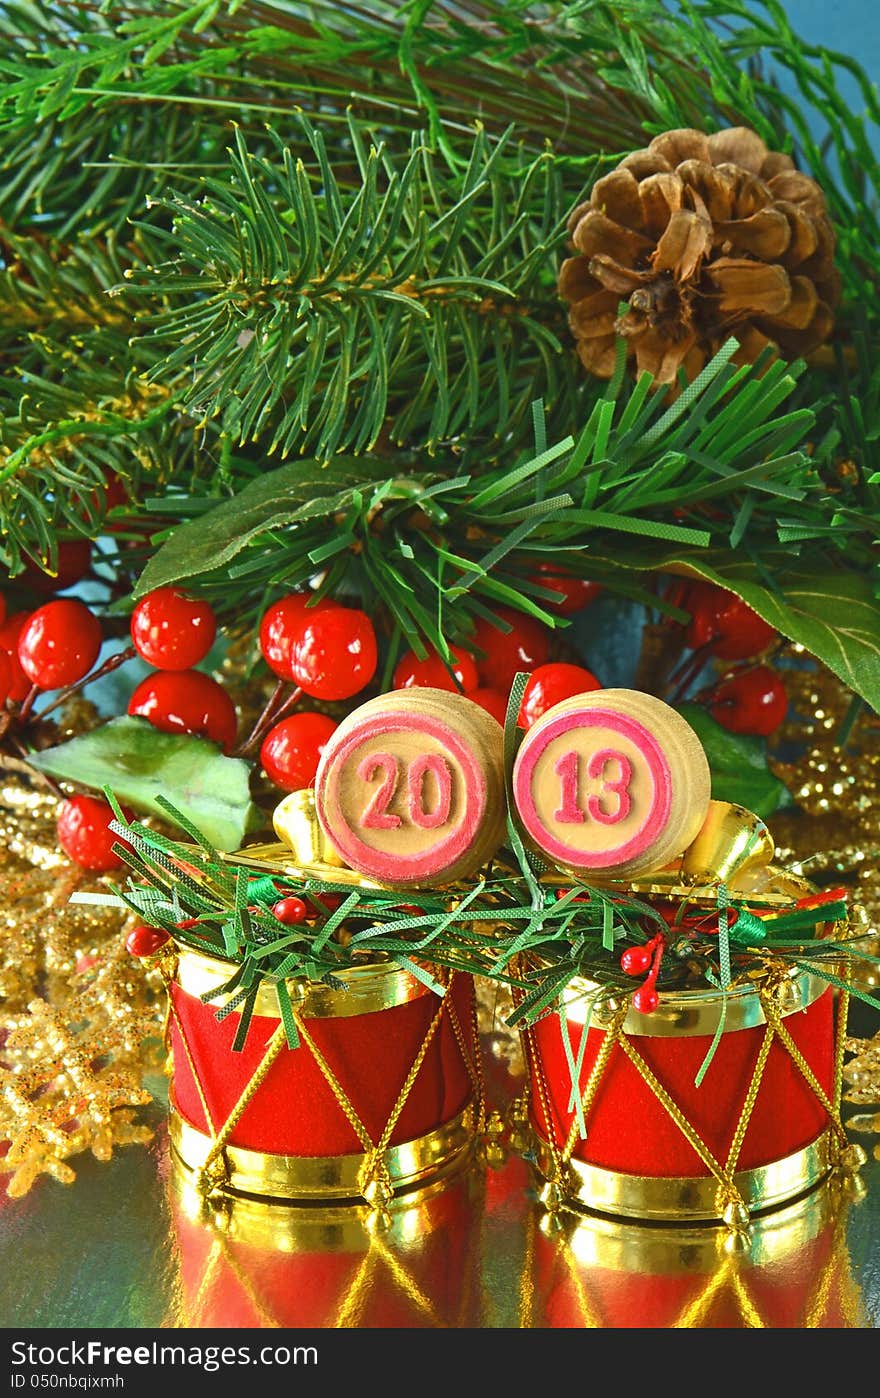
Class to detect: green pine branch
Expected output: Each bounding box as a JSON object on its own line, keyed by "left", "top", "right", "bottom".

{"left": 125, "top": 339, "right": 880, "bottom": 714}
{"left": 118, "top": 118, "right": 588, "bottom": 460}
{"left": 0, "top": 1, "right": 877, "bottom": 601}
{"left": 0, "top": 230, "right": 184, "bottom": 573}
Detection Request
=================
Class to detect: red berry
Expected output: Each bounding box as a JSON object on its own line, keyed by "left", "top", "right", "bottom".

{"left": 21, "top": 540, "right": 93, "bottom": 595}
{"left": 0, "top": 611, "right": 34, "bottom": 702}
{"left": 0, "top": 650, "right": 11, "bottom": 706}
{"left": 271, "top": 897, "right": 309, "bottom": 925}
{"left": 518, "top": 662, "right": 602, "bottom": 729}
{"left": 128, "top": 669, "right": 238, "bottom": 752}
{"left": 18, "top": 599, "right": 102, "bottom": 689}
{"left": 469, "top": 687, "right": 508, "bottom": 724}
{"left": 632, "top": 984, "right": 660, "bottom": 1014}
{"left": 621, "top": 945, "right": 654, "bottom": 976}
{"left": 530, "top": 563, "right": 602, "bottom": 616}
{"left": 471, "top": 607, "right": 551, "bottom": 691}
{"left": 259, "top": 593, "right": 337, "bottom": 680}
{"left": 685, "top": 583, "right": 776, "bottom": 660}
{"left": 260, "top": 712, "right": 339, "bottom": 791}
{"left": 125, "top": 924, "right": 171, "bottom": 958}
{"left": 708, "top": 665, "right": 788, "bottom": 737}
{"left": 393, "top": 644, "right": 478, "bottom": 694}
{"left": 57, "top": 794, "right": 132, "bottom": 872}
{"left": 130, "top": 587, "right": 217, "bottom": 670}
{"left": 291, "top": 607, "right": 378, "bottom": 701}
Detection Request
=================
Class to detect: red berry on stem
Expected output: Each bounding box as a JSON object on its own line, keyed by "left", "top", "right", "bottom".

{"left": 57, "top": 794, "right": 132, "bottom": 872}
{"left": 128, "top": 669, "right": 238, "bottom": 752}
{"left": 260, "top": 711, "right": 339, "bottom": 791}
{"left": 22, "top": 540, "right": 93, "bottom": 595}
{"left": 471, "top": 607, "right": 551, "bottom": 691}
{"left": 130, "top": 587, "right": 217, "bottom": 670}
{"left": 393, "top": 644, "right": 478, "bottom": 694}
{"left": 271, "top": 897, "right": 309, "bottom": 925}
{"left": 685, "top": 583, "right": 776, "bottom": 660}
{"left": 0, "top": 651, "right": 11, "bottom": 706}
{"left": 529, "top": 563, "right": 602, "bottom": 616}
{"left": 709, "top": 665, "right": 788, "bottom": 737}
{"left": 18, "top": 599, "right": 102, "bottom": 689}
{"left": 291, "top": 607, "right": 377, "bottom": 701}
{"left": 632, "top": 984, "right": 660, "bottom": 1015}
{"left": 469, "top": 687, "right": 508, "bottom": 724}
{"left": 125, "top": 925, "right": 171, "bottom": 958}
{"left": 518, "top": 662, "right": 601, "bottom": 729}
{"left": 0, "top": 611, "right": 34, "bottom": 702}
{"left": 259, "top": 593, "right": 337, "bottom": 680}
{"left": 621, "top": 945, "right": 654, "bottom": 976}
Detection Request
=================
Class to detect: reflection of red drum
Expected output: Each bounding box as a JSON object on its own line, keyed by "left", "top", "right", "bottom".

{"left": 170, "top": 1162, "right": 486, "bottom": 1328}
{"left": 531, "top": 1184, "right": 862, "bottom": 1328}
{"left": 525, "top": 971, "right": 841, "bottom": 1221}
{"left": 168, "top": 947, "right": 479, "bottom": 1202}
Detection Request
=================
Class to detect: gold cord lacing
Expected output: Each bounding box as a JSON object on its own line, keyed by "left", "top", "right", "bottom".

{"left": 162, "top": 962, "right": 484, "bottom": 1206}
{"left": 522, "top": 969, "right": 853, "bottom": 1226}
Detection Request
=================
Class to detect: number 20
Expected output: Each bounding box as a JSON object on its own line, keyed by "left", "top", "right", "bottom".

{"left": 357, "top": 752, "right": 453, "bottom": 830}
{"left": 553, "top": 748, "right": 633, "bottom": 826}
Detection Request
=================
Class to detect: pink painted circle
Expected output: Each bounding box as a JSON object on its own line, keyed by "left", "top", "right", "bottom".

{"left": 316, "top": 710, "right": 488, "bottom": 883}
{"left": 512, "top": 706, "right": 672, "bottom": 869}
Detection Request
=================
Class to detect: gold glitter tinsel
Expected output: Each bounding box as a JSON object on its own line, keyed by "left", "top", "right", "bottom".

{"left": 769, "top": 652, "right": 880, "bottom": 996}
{"left": 0, "top": 774, "right": 163, "bottom": 1197}
{"left": 765, "top": 651, "right": 880, "bottom": 1147}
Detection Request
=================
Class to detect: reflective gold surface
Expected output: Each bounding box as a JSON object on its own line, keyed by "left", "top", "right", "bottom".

{"left": 2, "top": 1026, "right": 879, "bottom": 1328}
{"left": 170, "top": 1105, "right": 476, "bottom": 1200}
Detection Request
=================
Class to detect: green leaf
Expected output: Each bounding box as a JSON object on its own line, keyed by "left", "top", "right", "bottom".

{"left": 665, "top": 555, "right": 880, "bottom": 715}
{"left": 30, "top": 717, "right": 260, "bottom": 850}
{"left": 134, "top": 456, "right": 396, "bottom": 596}
{"left": 676, "top": 703, "right": 792, "bottom": 819}
{"left": 594, "top": 545, "right": 880, "bottom": 715}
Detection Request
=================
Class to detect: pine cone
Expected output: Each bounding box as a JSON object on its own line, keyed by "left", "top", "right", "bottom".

{"left": 559, "top": 126, "right": 839, "bottom": 385}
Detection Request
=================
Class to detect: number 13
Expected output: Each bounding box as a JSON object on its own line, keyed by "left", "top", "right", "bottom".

{"left": 553, "top": 748, "right": 633, "bottom": 826}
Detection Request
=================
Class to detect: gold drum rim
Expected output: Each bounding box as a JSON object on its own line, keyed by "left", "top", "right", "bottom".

{"left": 169, "top": 1105, "right": 476, "bottom": 1202}
{"left": 559, "top": 966, "right": 826, "bottom": 1037}
{"left": 174, "top": 943, "right": 429, "bottom": 1018}
{"left": 532, "top": 1129, "right": 834, "bottom": 1223}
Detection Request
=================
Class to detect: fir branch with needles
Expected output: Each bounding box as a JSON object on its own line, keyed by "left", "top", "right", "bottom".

{"left": 119, "top": 119, "right": 587, "bottom": 461}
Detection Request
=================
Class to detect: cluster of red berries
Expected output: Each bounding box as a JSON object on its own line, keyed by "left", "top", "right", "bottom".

{"left": 257, "top": 591, "right": 378, "bottom": 791}
{"left": 677, "top": 580, "right": 788, "bottom": 737}
{"left": 126, "top": 586, "right": 238, "bottom": 751}
{"left": 392, "top": 564, "right": 603, "bottom": 730}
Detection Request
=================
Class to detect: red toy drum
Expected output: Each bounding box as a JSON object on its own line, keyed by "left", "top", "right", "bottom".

{"left": 167, "top": 945, "right": 481, "bottom": 1205}
{"left": 522, "top": 967, "right": 849, "bottom": 1224}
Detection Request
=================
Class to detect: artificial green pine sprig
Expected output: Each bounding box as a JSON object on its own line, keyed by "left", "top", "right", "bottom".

{"left": 105, "top": 798, "right": 879, "bottom": 1053}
